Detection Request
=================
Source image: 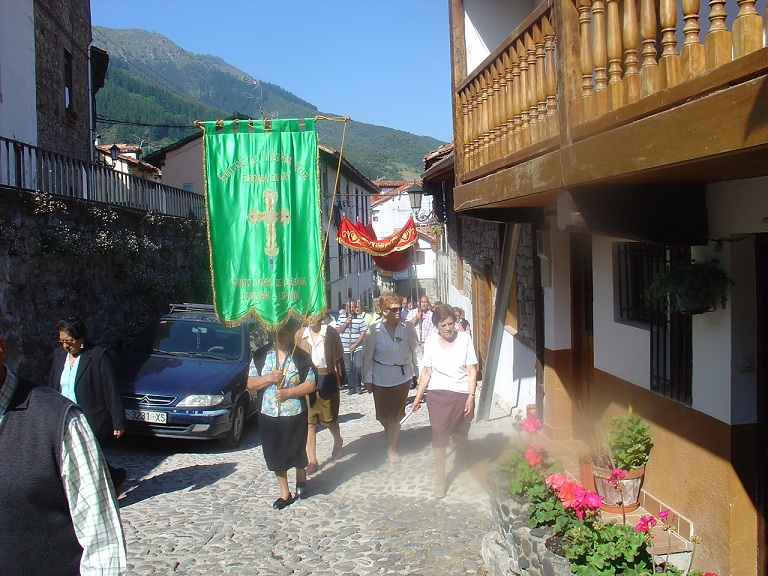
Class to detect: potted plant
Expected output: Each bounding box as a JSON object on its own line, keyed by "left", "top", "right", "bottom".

{"left": 590, "top": 412, "right": 653, "bottom": 513}
{"left": 645, "top": 258, "right": 734, "bottom": 315}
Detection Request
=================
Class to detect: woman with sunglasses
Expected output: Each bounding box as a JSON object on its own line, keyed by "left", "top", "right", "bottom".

{"left": 48, "top": 315, "right": 127, "bottom": 493}
{"left": 361, "top": 292, "right": 421, "bottom": 464}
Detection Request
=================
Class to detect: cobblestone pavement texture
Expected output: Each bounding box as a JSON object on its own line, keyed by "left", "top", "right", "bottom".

{"left": 107, "top": 389, "right": 514, "bottom": 575}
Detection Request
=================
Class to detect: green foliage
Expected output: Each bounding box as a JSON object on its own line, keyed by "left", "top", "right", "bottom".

{"left": 93, "top": 27, "right": 445, "bottom": 180}
{"left": 527, "top": 484, "right": 581, "bottom": 535}
{"left": 646, "top": 258, "right": 734, "bottom": 312}
{"left": 564, "top": 520, "right": 656, "bottom": 576}
{"left": 607, "top": 413, "right": 653, "bottom": 471}
{"left": 500, "top": 444, "right": 563, "bottom": 499}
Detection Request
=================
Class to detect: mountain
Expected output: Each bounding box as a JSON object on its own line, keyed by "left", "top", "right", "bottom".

{"left": 92, "top": 27, "right": 445, "bottom": 180}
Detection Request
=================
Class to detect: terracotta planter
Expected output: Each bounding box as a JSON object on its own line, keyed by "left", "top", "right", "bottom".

{"left": 591, "top": 464, "right": 645, "bottom": 513}
{"left": 579, "top": 457, "right": 597, "bottom": 493}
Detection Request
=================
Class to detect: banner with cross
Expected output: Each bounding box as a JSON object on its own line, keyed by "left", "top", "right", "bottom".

{"left": 200, "top": 118, "right": 324, "bottom": 327}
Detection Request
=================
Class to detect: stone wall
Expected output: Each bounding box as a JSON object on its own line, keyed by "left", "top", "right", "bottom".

{"left": 482, "top": 470, "right": 573, "bottom": 576}
{"left": 451, "top": 213, "right": 537, "bottom": 349}
{"left": 0, "top": 188, "right": 210, "bottom": 381}
{"left": 35, "top": 0, "right": 92, "bottom": 161}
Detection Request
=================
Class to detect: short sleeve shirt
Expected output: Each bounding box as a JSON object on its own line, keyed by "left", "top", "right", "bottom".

{"left": 421, "top": 332, "right": 478, "bottom": 393}
{"left": 250, "top": 350, "right": 315, "bottom": 417}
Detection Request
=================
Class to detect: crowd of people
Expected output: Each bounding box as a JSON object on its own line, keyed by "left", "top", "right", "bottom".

{"left": 247, "top": 292, "right": 478, "bottom": 508}
{"left": 0, "top": 293, "right": 477, "bottom": 572}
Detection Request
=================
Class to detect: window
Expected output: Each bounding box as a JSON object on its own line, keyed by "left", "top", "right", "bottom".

{"left": 615, "top": 243, "right": 665, "bottom": 325}
{"left": 616, "top": 243, "right": 692, "bottom": 404}
{"left": 63, "top": 48, "right": 73, "bottom": 110}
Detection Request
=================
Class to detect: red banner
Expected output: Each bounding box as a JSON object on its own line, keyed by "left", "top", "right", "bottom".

{"left": 337, "top": 217, "right": 417, "bottom": 272}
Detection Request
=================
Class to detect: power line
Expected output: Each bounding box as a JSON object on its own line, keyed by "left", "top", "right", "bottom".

{"left": 96, "top": 115, "right": 198, "bottom": 130}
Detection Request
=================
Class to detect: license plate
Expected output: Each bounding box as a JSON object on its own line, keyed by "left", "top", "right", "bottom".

{"left": 125, "top": 409, "right": 167, "bottom": 423}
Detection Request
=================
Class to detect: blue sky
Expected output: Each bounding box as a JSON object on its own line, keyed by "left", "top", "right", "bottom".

{"left": 91, "top": 0, "right": 453, "bottom": 143}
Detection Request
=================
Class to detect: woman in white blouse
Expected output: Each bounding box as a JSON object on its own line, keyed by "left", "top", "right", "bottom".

{"left": 411, "top": 304, "right": 478, "bottom": 498}
{"left": 361, "top": 292, "right": 421, "bottom": 464}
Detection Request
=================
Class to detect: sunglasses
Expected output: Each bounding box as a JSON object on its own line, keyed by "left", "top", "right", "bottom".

{"left": 387, "top": 307, "right": 400, "bottom": 312}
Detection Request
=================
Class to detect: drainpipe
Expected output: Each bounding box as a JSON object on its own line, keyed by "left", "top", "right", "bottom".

{"left": 476, "top": 222, "right": 521, "bottom": 421}
{"left": 87, "top": 38, "right": 94, "bottom": 199}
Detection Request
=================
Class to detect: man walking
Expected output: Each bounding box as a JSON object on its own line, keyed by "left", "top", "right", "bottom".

{"left": 334, "top": 299, "right": 367, "bottom": 395}
{"left": 407, "top": 295, "right": 438, "bottom": 349}
{"left": 0, "top": 330, "right": 127, "bottom": 575}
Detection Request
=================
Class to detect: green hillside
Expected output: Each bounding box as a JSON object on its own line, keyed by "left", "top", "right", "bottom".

{"left": 93, "top": 27, "right": 443, "bottom": 180}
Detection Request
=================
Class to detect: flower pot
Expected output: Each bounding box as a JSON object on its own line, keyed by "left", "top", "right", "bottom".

{"left": 591, "top": 464, "right": 645, "bottom": 513}
{"left": 579, "top": 457, "right": 597, "bottom": 493}
{"left": 674, "top": 293, "right": 715, "bottom": 315}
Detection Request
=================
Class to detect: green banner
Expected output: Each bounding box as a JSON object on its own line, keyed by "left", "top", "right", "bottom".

{"left": 201, "top": 118, "right": 325, "bottom": 327}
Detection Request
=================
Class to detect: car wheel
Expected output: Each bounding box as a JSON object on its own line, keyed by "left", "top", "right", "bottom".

{"left": 222, "top": 400, "right": 246, "bottom": 448}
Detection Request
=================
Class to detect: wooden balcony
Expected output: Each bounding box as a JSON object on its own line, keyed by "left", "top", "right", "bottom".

{"left": 452, "top": 0, "right": 768, "bottom": 215}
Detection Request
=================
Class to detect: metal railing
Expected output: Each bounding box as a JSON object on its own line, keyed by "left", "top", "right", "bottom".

{"left": 0, "top": 135, "right": 206, "bottom": 219}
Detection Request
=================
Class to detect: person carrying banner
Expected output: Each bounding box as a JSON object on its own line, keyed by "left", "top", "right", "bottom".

{"left": 294, "top": 316, "right": 345, "bottom": 475}
{"left": 361, "top": 292, "right": 421, "bottom": 464}
{"left": 248, "top": 319, "right": 317, "bottom": 509}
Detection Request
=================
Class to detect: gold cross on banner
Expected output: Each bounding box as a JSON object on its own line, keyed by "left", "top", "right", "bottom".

{"left": 248, "top": 188, "right": 290, "bottom": 268}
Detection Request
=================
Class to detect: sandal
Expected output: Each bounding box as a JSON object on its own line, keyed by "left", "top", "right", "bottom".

{"left": 272, "top": 493, "right": 294, "bottom": 510}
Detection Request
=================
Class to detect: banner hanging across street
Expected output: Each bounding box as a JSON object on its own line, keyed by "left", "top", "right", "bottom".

{"left": 336, "top": 216, "right": 417, "bottom": 272}
{"left": 201, "top": 118, "right": 324, "bottom": 327}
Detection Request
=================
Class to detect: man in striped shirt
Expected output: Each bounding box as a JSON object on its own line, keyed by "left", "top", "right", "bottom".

{"left": 0, "top": 333, "right": 127, "bottom": 575}
{"left": 333, "top": 299, "right": 367, "bottom": 395}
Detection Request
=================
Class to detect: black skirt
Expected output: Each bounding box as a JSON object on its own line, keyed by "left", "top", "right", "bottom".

{"left": 258, "top": 411, "right": 309, "bottom": 471}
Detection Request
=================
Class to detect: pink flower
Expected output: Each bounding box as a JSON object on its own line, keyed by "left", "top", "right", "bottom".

{"left": 545, "top": 473, "right": 569, "bottom": 490}
{"left": 657, "top": 509, "right": 670, "bottom": 520}
{"left": 634, "top": 515, "right": 658, "bottom": 532}
{"left": 609, "top": 468, "right": 626, "bottom": 486}
{"left": 521, "top": 416, "right": 543, "bottom": 433}
{"left": 525, "top": 445, "right": 545, "bottom": 467}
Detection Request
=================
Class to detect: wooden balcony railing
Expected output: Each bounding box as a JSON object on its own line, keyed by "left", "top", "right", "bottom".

{"left": 455, "top": 0, "right": 767, "bottom": 185}
{"left": 0, "top": 135, "right": 206, "bottom": 219}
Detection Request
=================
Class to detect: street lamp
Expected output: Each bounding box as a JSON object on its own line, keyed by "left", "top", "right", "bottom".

{"left": 406, "top": 181, "right": 429, "bottom": 222}
{"left": 109, "top": 144, "right": 120, "bottom": 161}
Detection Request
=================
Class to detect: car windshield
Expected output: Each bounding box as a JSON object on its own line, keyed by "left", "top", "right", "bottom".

{"left": 130, "top": 319, "right": 244, "bottom": 360}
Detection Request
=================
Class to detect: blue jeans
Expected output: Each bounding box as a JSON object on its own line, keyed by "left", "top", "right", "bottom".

{"left": 343, "top": 349, "right": 362, "bottom": 390}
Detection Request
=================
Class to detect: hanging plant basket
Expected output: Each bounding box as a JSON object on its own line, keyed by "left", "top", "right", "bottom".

{"left": 645, "top": 258, "right": 734, "bottom": 314}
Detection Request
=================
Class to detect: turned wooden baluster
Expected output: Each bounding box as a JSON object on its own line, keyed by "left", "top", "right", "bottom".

{"left": 640, "top": 0, "right": 661, "bottom": 97}
{"left": 706, "top": 0, "right": 732, "bottom": 69}
{"left": 681, "top": 0, "right": 707, "bottom": 80}
{"left": 543, "top": 15, "right": 558, "bottom": 138}
{"left": 592, "top": 0, "right": 609, "bottom": 115}
{"left": 501, "top": 50, "right": 515, "bottom": 156}
{"left": 467, "top": 82, "right": 478, "bottom": 172}
{"left": 525, "top": 32, "right": 540, "bottom": 144}
{"left": 491, "top": 62, "right": 504, "bottom": 159}
{"left": 733, "top": 0, "right": 764, "bottom": 58}
{"left": 480, "top": 72, "right": 491, "bottom": 167}
{"left": 660, "top": 0, "right": 682, "bottom": 88}
{"left": 535, "top": 24, "right": 548, "bottom": 142}
{"left": 579, "top": 0, "right": 595, "bottom": 121}
{"left": 459, "top": 90, "right": 471, "bottom": 176}
{"left": 606, "top": 0, "right": 624, "bottom": 110}
{"left": 517, "top": 39, "right": 531, "bottom": 147}
{"left": 510, "top": 48, "right": 523, "bottom": 152}
{"left": 623, "top": 0, "right": 641, "bottom": 103}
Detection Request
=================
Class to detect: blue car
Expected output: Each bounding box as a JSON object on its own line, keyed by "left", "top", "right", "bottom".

{"left": 116, "top": 304, "right": 262, "bottom": 447}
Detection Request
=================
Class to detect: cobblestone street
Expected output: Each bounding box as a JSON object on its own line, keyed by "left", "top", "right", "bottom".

{"left": 107, "top": 390, "right": 514, "bottom": 575}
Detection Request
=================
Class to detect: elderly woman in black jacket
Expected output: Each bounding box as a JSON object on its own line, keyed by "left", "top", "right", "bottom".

{"left": 49, "top": 316, "right": 126, "bottom": 492}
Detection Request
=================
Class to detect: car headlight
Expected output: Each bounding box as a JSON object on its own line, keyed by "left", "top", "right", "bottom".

{"left": 176, "top": 394, "right": 225, "bottom": 407}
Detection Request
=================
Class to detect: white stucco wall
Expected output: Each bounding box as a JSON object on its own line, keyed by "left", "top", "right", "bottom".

{"left": 592, "top": 237, "right": 651, "bottom": 388}
{"left": 0, "top": 0, "right": 37, "bottom": 145}
{"left": 587, "top": 177, "right": 763, "bottom": 424}
{"left": 463, "top": 0, "right": 546, "bottom": 73}
{"left": 157, "top": 140, "right": 204, "bottom": 194}
{"left": 492, "top": 328, "right": 537, "bottom": 412}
